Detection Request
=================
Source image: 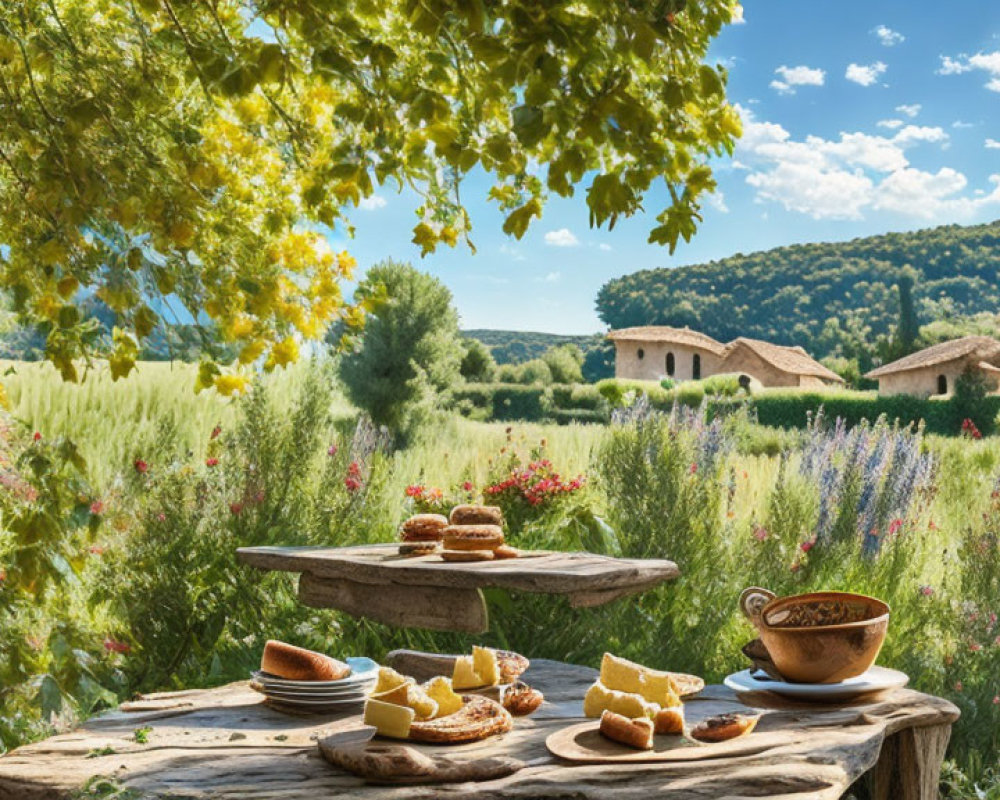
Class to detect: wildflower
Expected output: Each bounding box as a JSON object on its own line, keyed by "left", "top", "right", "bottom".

{"left": 327, "top": 444, "right": 338, "bottom": 457}
{"left": 800, "top": 540, "right": 815, "bottom": 553}
{"left": 405, "top": 484, "right": 424, "bottom": 498}
{"left": 427, "top": 487, "right": 443, "bottom": 501}
{"left": 0, "top": 569, "right": 5, "bottom": 583}
{"left": 32, "top": 431, "right": 41, "bottom": 441}
{"left": 752, "top": 526, "right": 769, "bottom": 542}
{"left": 103, "top": 638, "right": 130, "bottom": 654}
{"left": 888, "top": 518, "right": 903, "bottom": 536}
{"left": 134, "top": 458, "right": 148, "bottom": 474}
{"left": 87, "top": 545, "right": 105, "bottom": 556}
{"left": 156, "top": 512, "right": 166, "bottom": 522}
{"left": 344, "top": 476, "right": 362, "bottom": 492}
{"left": 790, "top": 561, "right": 801, "bottom": 572}
{"left": 230, "top": 502, "right": 243, "bottom": 516}
{"left": 919, "top": 585, "right": 934, "bottom": 597}
{"left": 347, "top": 461, "right": 361, "bottom": 477}
{"left": 993, "top": 696, "right": 1000, "bottom": 705}
{"left": 462, "top": 481, "right": 474, "bottom": 492}
{"left": 210, "top": 425, "right": 222, "bottom": 440}
{"left": 954, "top": 681, "right": 963, "bottom": 692}
{"left": 689, "top": 463, "right": 697, "bottom": 474}
{"left": 90, "top": 499, "right": 105, "bottom": 515}
{"left": 970, "top": 643, "right": 983, "bottom": 652}
{"left": 206, "top": 457, "right": 219, "bottom": 467}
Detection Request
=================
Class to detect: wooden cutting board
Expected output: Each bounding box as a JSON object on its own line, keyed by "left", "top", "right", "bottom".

{"left": 317, "top": 727, "right": 524, "bottom": 784}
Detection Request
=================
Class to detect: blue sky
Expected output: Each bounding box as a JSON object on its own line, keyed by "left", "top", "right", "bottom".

{"left": 332, "top": 1, "right": 1000, "bottom": 335}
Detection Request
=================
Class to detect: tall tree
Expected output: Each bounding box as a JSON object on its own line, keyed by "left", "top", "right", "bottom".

{"left": 894, "top": 265, "right": 920, "bottom": 357}
{"left": 0, "top": 0, "right": 742, "bottom": 389}
{"left": 338, "top": 260, "right": 463, "bottom": 437}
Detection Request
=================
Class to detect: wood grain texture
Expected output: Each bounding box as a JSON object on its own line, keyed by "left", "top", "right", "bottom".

{"left": 0, "top": 659, "right": 959, "bottom": 800}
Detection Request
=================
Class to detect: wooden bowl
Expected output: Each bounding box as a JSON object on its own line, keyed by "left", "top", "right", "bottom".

{"left": 739, "top": 588, "right": 890, "bottom": 684}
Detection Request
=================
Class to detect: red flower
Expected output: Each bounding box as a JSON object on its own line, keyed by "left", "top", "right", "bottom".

{"left": 205, "top": 457, "right": 219, "bottom": 467}
{"left": 210, "top": 425, "right": 222, "bottom": 440}
{"left": 344, "top": 476, "right": 362, "bottom": 492}
{"left": 689, "top": 463, "right": 697, "bottom": 474}
{"left": 800, "top": 540, "right": 815, "bottom": 553}
{"left": 348, "top": 461, "right": 361, "bottom": 477}
{"left": 252, "top": 490, "right": 266, "bottom": 504}
{"left": 888, "top": 518, "right": 903, "bottom": 536}
{"left": 90, "top": 499, "right": 104, "bottom": 515}
{"left": 752, "top": 526, "right": 768, "bottom": 542}
{"left": 134, "top": 458, "right": 148, "bottom": 474}
{"left": 462, "top": 481, "right": 474, "bottom": 492}
{"left": 405, "top": 484, "right": 425, "bottom": 498}
{"left": 327, "top": 444, "right": 339, "bottom": 457}
{"left": 920, "top": 585, "right": 934, "bottom": 597}
{"left": 32, "top": 431, "right": 41, "bottom": 441}
{"left": 229, "top": 502, "right": 243, "bottom": 516}
{"left": 103, "top": 638, "right": 130, "bottom": 654}
{"left": 954, "top": 681, "right": 963, "bottom": 692}
{"left": 0, "top": 568, "right": 6, "bottom": 583}
{"left": 156, "top": 512, "right": 166, "bottom": 522}
{"left": 88, "top": 545, "right": 106, "bottom": 556}
{"left": 993, "top": 695, "right": 1000, "bottom": 705}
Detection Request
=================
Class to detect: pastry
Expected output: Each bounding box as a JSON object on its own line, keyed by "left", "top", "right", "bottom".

{"left": 443, "top": 524, "right": 504, "bottom": 551}
{"left": 423, "top": 676, "right": 464, "bottom": 718}
{"left": 449, "top": 504, "right": 504, "bottom": 526}
{"left": 493, "top": 544, "right": 519, "bottom": 559}
{"left": 260, "top": 640, "right": 350, "bottom": 682}
{"left": 441, "top": 549, "right": 495, "bottom": 562}
{"left": 653, "top": 705, "right": 685, "bottom": 735}
{"left": 495, "top": 650, "right": 530, "bottom": 683}
{"left": 398, "top": 541, "right": 439, "bottom": 557}
{"left": 372, "top": 666, "right": 410, "bottom": 695}
{"left": 583, "top": 681, "right": 658, "bottom": 720}
{"left": 689, "top": 712, "right": 759, "bottom": 743}
{"left": 409, "top": 695, "right": 513, "bottom": 744}
{"left": 599, "top": 710, "right": 654, "bottom": 750}
{"left": 502, "top": 682, "right": 544, "bottom": 716}
{"left": 400, "top": 513, "right": 448, "bottom": 542}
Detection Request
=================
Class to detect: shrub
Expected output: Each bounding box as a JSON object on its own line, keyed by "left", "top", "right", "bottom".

{"left": 542, "top": 344, "right": 585, "bottom": 384}
{"left": 699, "top": 373, "right": 743, "bottom": 397}
{"left": 491, "top": 384, "right": 551, "bottom": 421}
{"left": 551, "top": 384, "right": 606, "bottom": 411}
{"left": 551, "top": 408, "right": 609, "bottom": 425}
{"left": 952, "top": 365, "right": 994, "bottom": 436}
{"left": 459, "top": 338, "right": 496, "bottom": 383}
{"left": 517, "top": 358, "right": 554, "bottom": 386}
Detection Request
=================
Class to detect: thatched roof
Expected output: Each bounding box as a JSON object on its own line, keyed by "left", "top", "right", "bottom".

{"left": 606, "top": 326, "right": 727, "bottom": 355}
{"left": 722, "top": 337, "right": 845, "bottom": 382}
{"left": 865, "top": 337, "right": 1000, "bottom": 379}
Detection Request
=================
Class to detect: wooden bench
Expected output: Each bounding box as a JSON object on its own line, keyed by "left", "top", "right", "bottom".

{"left": 0, "top": 658, "right": 959, "bottom": 800}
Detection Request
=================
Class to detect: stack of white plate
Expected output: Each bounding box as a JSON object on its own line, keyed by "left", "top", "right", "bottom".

{"left": 250, "top": 656, "right": 378, "bottom": 712}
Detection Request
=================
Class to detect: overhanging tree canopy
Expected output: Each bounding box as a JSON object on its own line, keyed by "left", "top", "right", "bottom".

{"left": 0, "top": 0, "right": 741, "bottom": 389}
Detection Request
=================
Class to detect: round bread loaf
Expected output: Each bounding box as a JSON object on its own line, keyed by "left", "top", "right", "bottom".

{"left": 261, "top": 640, "right": 351, "bottom": 682}
{"left": 443, "top": 524, "right": 504, "bottom": 551}
{"left": 441, "top": 549, "right": 495, "bottom": 562}
{"left": 689, "top": 712, "right": 759, "bottom": 742}
{"left": 493, "top": 544, "right": 519, "bottom": 560}
{"left": 653, "top": 706, "right": 685, "bottom": 735}
{"left": 400, "top": 513, "right": 448, "bottom": 542}
{"left": 449, "top": 504, "right": 504, "bottom": 526}
{"left": 599, "top": 710, "right": 654, "bottom": 750}
{"left": 502, "top": 682, "right": 544, "bottom": 716}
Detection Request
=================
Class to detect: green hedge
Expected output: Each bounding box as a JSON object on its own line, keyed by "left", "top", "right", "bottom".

{"left": 551, "top": 383, "right": 607, "bottom": 411}
{"left": 454, "top": 383, "right": 610, "bottom": 423}
{"left": 551, "top": 408, "right": 609, "bottom": 425}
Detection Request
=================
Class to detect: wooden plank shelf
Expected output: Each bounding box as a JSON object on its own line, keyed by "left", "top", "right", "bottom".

{"left": 237, "top": 544, "right": 680, "bottom": 633}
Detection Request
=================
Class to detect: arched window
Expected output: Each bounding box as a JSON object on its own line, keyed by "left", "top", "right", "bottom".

{"left": 693, "top": 353, "right": 701, "bottom": 380}
{"left": 637, "top": 347, "right": 645, "bottom": 360}
{"left": 666, "top": 352, "right": 675, "bottom": 376}
{"left": 937, "top": 374, "right": 947, "bottom": 395}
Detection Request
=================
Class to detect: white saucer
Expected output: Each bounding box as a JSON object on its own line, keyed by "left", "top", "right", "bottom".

{"left": 724, "top": 665, "right": 909, "bottom": 701}
{"left": 251, "top": 656, "right": 378, "bottom": 689}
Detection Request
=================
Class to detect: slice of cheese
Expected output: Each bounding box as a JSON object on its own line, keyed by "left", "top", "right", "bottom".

{"left": 600, "top": 653, "right": 681, "bottom": 705}
{"left": 452, "top": 655, "right": 484, "bottom": 690}
{"left": 583, "top": 680, "right": 658, "bottom": 720}
{"left": 363, "top": 698, "right": 415, "bottom": 739}
{"left": 423, "top": 676, "right": 464, "bottom": 719}
{"left": 472, "top": 646, "right": 500, "bottom": 687}
{"left": 370, "top": 679, "right": 414, "bottom": 706}
{"left": 373, "top": 666, "right": 409, "bottom": 695}
{"left": 402, "top": 684, "right": 439, "bottom": 720}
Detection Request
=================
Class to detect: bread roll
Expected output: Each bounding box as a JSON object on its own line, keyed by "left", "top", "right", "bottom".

{"left": 449, "top": 505, "right": 504, "bottom": 526}
{"left": 502, "top": 682, "right": 544, "bottom": 716}
{"left": 441, "top": 549, "right": 495, "bottom": 562}
{"left": 493, "top": 545, "right": 519, "bottom": 560}
{"left": 689, "top": 712, "right": 759, "bottom": 742}
{"left": 599, "top": 710, "right": 654, "bottom": 750}
{"left": 443, "top": 524, "right": 504, "bottom": 551}
{"left": 653, "top": 705, "right": 685, "bottom": 735}
{"left": 260, "top": 641, "right": 350, "bottom": 681}
{"left": 400, "top": 514, "right": 448, "bottom": 542}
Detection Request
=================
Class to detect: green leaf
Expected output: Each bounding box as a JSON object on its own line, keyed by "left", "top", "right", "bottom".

{"left": 501, "top": 198, "right": 542, "bottom": 240}
{"left": 512, "top": 105, "right": 547, "bottom": 148}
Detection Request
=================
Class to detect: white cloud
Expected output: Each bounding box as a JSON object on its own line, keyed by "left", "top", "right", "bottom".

{"left": 706, "top": 191, "right": 729, "bottom": 213}
{"left": 987, "top": 139, "right": 1000, "bottom": 149}
{"left": 896, "top": 103, "right": 922, "bottom": 118}
{"left": 846, "top": 62, "right": 887, "bottom": 87}
{"left": 953, "top": 120, "right": 975, "bottom": 129}
{"left": 877, "top": 119, "right": 904, "bottom": 130}
{"left": 598, "top": 243, "right": 613, "bottom": 251}
{"left": 543, "top": 228, "right": 579, "bottom": 247}
{"left": 541, "top": 271, "right": 561, "bottom": 283}
{"left": 873, "top": 25, "right": 904, "bottom": 46}
{"left": 770, "top": 65, "right": 825, "bottom": 94}
{"left": 358, "top": 194, "right": 387, "bottom": 210}
{"left": 938, "top": 51, "right": 1000, "bottom": 91}
{"left": 731, "top": 105, "right": 996, "bottom": 222}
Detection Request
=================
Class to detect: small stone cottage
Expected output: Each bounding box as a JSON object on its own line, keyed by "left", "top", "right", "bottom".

{"left": 865, "top": 336, "right": 1000, "bottom": 396}
{"left": 607, "top": 326, "right": 843, "bottom": 388}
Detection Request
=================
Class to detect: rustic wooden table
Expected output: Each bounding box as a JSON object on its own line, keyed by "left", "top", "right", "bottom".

{"left": 0, "top": 658, "right": 958, "bottom": 800}
{"left": 237, "top": 544, "right": 681, "bottom": 633}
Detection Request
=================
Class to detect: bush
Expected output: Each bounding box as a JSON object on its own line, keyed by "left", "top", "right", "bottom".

{"left": 459, "top": 337, "right": 496, "bottom": 383}
{"left": 551, "top": 384, "right": 606, "bottom": 411}
{"left": 491, "top": 384, "right": 551, "bottom": 421}
{"left": 542, "top": 344, "right": 585, "bottom": 384}
{"left": 953, "top": 365, "right": 995, "bottom": 436}
{"left": 700, "top": 373, "right": 743, "bottom": 397}
{"left": 551, "top": 408, "right": 609, "bottom": 425}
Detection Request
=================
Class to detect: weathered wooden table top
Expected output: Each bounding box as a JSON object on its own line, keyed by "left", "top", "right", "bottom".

{"left": 237, "top": 544, "right": 681, "bottom": 632}
{"left": 0, "top": 658, "right": 959, "bottom": 800}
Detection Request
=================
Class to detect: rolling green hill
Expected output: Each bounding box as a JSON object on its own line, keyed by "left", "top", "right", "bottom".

{"left": 596, "top": 219, "right": 1000, "bottom": 359}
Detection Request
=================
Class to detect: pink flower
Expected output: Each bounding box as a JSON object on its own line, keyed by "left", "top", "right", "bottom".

{"left": 327, "top": 444, "right": 338, "bottom": 457}
{"left": 920, "top": 585, "right": 934, "bottom": 597}
{"left": 752, "top": 526, "right": 768, "bottom": 542}
{"left": 954, "top": 681, "right": 963, "bottom": 692}
{"left": 103, "top": 638, "right": 130, "bottom": 654}
{"left": 32, "top": 431, "right": 41, "bottom": 442}
{"left": 970, "top": 643, "right": 983, "bottom": 652}
{"left": 344, "top": 476, "right": 362, "bottom": 492}
{"left": 462, "top": 481, "right": 474, "bottom": 492}
{"left": 205, "top": 457, "right": 219, "bottom": 467}
{"left": 888, "top": 518, "right": 903, "bottom": 536}
{"left": 993, "top": 695, "right": 1000, "bottom": 705}
{"left": 87, "top": 545, "right": 105, "bottom": 556}
{"left": 156, "top": 512, "right": 166, "bottom": 522}
{"left": 800, "top": 540, "right": 815, "bottom": 553}
{"left": 229, "top": 502, "right": 243, "bottom": 516}
{"left": 90, "top": 499, "right": 104, "bottom": 515}
{"left": 134, "top": 459, "right": 148, "bottom": 474}
{"left": 427, "top": 487, "right": 443, "bottom": 501}
{"left": 405, "top": 484, "right": 424, "bottom": 498}
{"left": 210, "top": 425, "right": 222, "bottom": 440}
{"left": 689, "top": 463, "right": 697, "bottom": 474}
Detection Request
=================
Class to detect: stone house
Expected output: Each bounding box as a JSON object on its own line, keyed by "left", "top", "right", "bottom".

{"left": 864, "top": 336, "right": 1000, "bottom": 396}
{"left": 607, "top": 326, "right": 844, "bottom": 388}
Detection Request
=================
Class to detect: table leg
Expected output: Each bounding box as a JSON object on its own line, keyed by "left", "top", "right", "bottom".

{"left": 868, "top": 723, "right": 952, "bottom": 800}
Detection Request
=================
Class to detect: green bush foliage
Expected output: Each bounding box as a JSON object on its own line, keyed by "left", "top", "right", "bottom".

{"left": 542, "top": 344, "right": 585, "bottom": 384}
{"left": 459, "top": 337, "right": 496, "bottom": 383}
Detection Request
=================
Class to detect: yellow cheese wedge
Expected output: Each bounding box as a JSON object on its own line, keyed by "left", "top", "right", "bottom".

{"left": 600, "top": 653, "right": 681, "bottom": 705}
{"left": 472, "top": 646, "right": 500, "bottom": 687}
{"left": 363, "top": 698, "right": 415, "bottom": 739}
{"left": 373, "top": 666, "right": 410, "bottom": 695}
{"left": 641, "top": 673, "right": 682, "bottom": 708}
{"left": 370, "top": 679, "right": 414, "bottom": 705}
{"left": 402, "top": 684, "right": 439, "bottom": 720}
{"left": 583, "top": 680, "right": 658, "bottom": 720}
{"left": 423, "top": 676, "right": 464, "bottom": 719}
{"left": 452, "top": 655, "right": 484, "bottom": 690}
